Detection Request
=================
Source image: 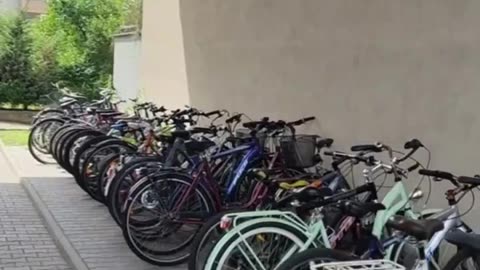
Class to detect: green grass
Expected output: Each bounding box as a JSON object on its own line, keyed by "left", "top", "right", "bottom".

{"left": 0, "top": 130, "right": 29, "bottom": 146}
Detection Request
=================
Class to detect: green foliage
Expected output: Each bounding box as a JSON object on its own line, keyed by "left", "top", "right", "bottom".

{"left": 0, "top": 0, "right": 141, "bottom": 107}
{"left": 31, "top": 0, "right": 139, "bottom": 100}
{"left": 0, "top": 15, "right": 54, "bottom": 109}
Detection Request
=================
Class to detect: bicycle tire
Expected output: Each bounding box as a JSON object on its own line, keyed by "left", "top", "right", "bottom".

{"left": 28, "top": 118, "right": 65, "bottom": 164}
{"left": 106, "top": 155, "right": 163, "bottom": 225}
{"left": 50, "top": 124, "right": 76, "bottom": 161}
{"left": 188, "top": 210, "right": 246, "bottom": 270}
{"left": 122, "top": 172, "right": 216, "bottom": 266}
{"left": 443, "top": 248, "right": 480, "bottom": 270}
{"left": 96, "top": 152, "right": 121, "bottom": 202}
{"left": 72, "top": 135, "right": 112, "bottom": 189}
{"left": 32, "top": 109, "right": 65, "bottom": 125}
{"left": 80, "top": 139, "right": 137, "bottom": 202}
{"left": 61, "top": 129, "right": 103, "bottom": 174}
{"left": 206, "top": 220, "right": 310, "bottom": 270}
{"left": 54, "top": 127, "right": 85, "bottom": 168}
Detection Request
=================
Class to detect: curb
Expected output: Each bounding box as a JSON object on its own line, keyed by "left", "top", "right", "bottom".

{"left": 22, "top": 178, "right": 90, "bottom": 270}
{"left": 0, "top": 139, "right": 89, "bottom": 270}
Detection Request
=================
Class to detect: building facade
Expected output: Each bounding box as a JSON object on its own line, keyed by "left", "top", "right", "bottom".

{"left": 0, "top": 0, "right": 45, "bottom": 16}
{"left": 139, "top": 0, "right": 480, "bottom": 222}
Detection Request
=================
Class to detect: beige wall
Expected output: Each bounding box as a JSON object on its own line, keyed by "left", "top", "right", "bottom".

{"left": 139, "top": 0, "right": 480, "bottom": 219}
{"left": 179, "top": 0, "right": 480, "bottom": 170}
{"left": 140, "top": 0, "right": 190, "bottom": 109}
{"left": 176, "top": 0, "right": 480, "bottom": 219}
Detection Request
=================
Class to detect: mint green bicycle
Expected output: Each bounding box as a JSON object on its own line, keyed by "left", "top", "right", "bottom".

{"left": 204, "top": 141, "right": 440, "bottom": 270}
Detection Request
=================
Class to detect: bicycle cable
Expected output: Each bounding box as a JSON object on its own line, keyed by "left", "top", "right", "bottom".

{"left": 445, "top": 189, "right": 475, "bottom": 221}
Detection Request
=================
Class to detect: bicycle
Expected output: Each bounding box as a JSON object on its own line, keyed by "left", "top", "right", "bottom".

{"left": 203, "top": 140, "right": 441, "bottom": 270}
{"left": 277, "top": 171, "right": 480, "bottom": 270}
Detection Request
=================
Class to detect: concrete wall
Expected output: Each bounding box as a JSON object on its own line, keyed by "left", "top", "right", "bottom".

{"left": 177, "top": 0, "right": 480, "bottom": 220}
{"left": 0, "top": 0, "right": 20, "bottom": 12}
{"left": 113, "top": 33, "right": 142, "bottom": 104}
{"left": 0, "top": 109, "right": 38, "bottom": 124}
{"left": 21, "top": 0, "right": 46, "bottom": 15}
{"left": 140, "top": 0, "right": 190, "bottom": 109}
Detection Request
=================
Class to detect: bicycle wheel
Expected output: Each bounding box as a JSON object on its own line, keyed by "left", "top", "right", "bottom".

{"left": 106, "top": 156, "right": 163, "bottom": 225}
{"left": 49, "top": 124, "right": 76, "bottom": 161}
{"left": 54, "top": 127, "right": 86, "bottom": 168}
{"left": 32, "top": 109, "right": 65, "bottom": 125}
{"left": 443, "top": 249, "right": 480, "bottom": 270}
{"left": 276, "top": 248, "right": 356, "bottom": 270}
{"left": 96, "top": 152, "right": 121, "bottom": 200}
{"left": 206, "top": 220, "right": 311, "bottom": 270}
{"left": 72, "top": 135, "right": 111, "bottom": 187}
{"left": 122, "top": 172, "right": 216, "bottom": 266}
{"left": 81, "top": 139, "right": 136, "bottom": 202}
{"left": 28, "top": 118, "right": 65, "bottom": 164}
{"left": 188, "top": 210, "right": 248, "bottom": 270}
{"left": 62, "top": 129, "right": 103, "bottom": 174}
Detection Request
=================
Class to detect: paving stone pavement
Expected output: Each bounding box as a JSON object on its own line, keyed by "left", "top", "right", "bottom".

{"left": 28, "top": 178, "right": 186, "bottom": 270}
{"left": 0, "top": 184, "right": 71, "bottom": 270}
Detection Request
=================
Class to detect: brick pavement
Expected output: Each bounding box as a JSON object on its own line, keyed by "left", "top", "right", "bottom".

{"left": 27, "top": 178, "right": 186, "bottom": 270}
{"left": 0, "top": 184, "right": 71, "bottom": 270}
{"left": 0, "top": 142, "right": 71, "bottom": 270}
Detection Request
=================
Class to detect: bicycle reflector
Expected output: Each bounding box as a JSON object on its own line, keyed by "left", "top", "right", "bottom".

{"left": 220, "top": 216, "right": 233, "bottom": 231}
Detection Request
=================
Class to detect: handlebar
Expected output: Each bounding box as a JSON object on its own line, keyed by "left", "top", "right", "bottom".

{"left": 324, "top": 151, "right": 376, "bottom": 170}
{"left": 203, "top": 110, "right": 222, "bottom": 117}
{"left": 458, "top": 176, "right": 480, "bottom": 186}
{"left": 288, "top": 116, "right": 316, "bottom": 126}
{"left": 418, "top": 169, "right": 458, "bottom": 186}
{"left": 226, "top": 114, "right": 243, "bottom": 124}
{"left": 242, "top": 116, "right": 315, "bottom": 132}
{"left": 351, "top": 144, "right": 382, "bottom": 152}
{"left": 317, "top": 138, "right": 334, "bottom": 149}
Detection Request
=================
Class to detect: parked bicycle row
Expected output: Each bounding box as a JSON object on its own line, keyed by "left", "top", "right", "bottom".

{"left": 28, "top": 90, "right": 480, "bottom": 270}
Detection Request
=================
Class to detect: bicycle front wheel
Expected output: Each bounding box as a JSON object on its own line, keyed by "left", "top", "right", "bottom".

{"left": 206, "top": 220, "right": 310, "bottom": 270}
{"left": 443, "top": 249, "right": 480, "bottom": 270}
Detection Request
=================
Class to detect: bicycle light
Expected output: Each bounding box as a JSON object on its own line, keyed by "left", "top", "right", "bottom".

{"left": 220, "top": 216, "right": 233, "bottom": 230}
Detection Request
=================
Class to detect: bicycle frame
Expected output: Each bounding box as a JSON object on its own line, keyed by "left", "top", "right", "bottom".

{"left": 204, "top": 167, "right": 434, "bottom": 270}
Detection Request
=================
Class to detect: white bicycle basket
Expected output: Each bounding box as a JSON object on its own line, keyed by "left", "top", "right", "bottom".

{"left": 310, "top": 259, "right": 405, "bottom": 270}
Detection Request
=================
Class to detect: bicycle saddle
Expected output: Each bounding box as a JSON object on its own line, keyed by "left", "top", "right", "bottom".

{"left": 186, "top": 139, "right": 216, "bottom": 155}
{"left": 339, "top": 201, "right": 385, "bottom": 218}
{"left": 387, "top": 215, "right": 444, "bottom": 241}
{"left": 100, "top": 112, "right": 124, "bottom": 118}
{"left": 295, "top": 187, "right": 332, "bottom": 202}
{"left": 279, "top": 180, "right": 310, "bottom": 190}
{"left": 445, "top": 230, "right": 480, "bottom": 251}
{"left": 171, "top": 130, "right": 191, "bottom": 140}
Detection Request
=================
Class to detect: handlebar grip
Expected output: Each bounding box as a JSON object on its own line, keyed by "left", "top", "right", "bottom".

{"left": 323, "top": 151, "right": 334, "bottom": 156}
{"left": 407, "top": 162, "right": 421, "bottom": 172}
{"left": 242, "top": 121, "right": 268, "bottom": 129}
{"left": 135, "top": 102, "right": 150, "bottom": 108}
{"left": 351, "top": 144, "right": 382, "bottom": 152}
{"left": 317, "top": 138, "right": 334, "bottom": 149}
{"left": 404, "top": 139, "right": 424, "bottom": 150}
{"left": 204, "top": 110, "right": 221, "bottom": 117}
{"left": 226, "top": 114, "right": 242, "bottom": 123}
{"left": 458, "top": 176, "right": 480, "bottom": 186}
{"left": 153, "top": 106, "right": 167, "bottom": 113}
{"left": 191, "top": 127, "right": 215, "bottom": 134}
{"left": 289, "top": 116, "right": 316, "bottom": 126}
{"left": 418, "top": 169, "right": 454, "bottom": 180}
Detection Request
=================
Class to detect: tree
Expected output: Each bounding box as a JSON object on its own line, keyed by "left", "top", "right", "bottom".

{"left": 0, "top": 15, "right": 43, "bottom": 109}
{"left": 31, "top": 0, "right": 140, "bottom": 100}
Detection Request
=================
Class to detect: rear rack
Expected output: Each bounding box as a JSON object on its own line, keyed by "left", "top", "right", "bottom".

{"left": 310, "top": 260, "right": 405, "bottom": 270}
